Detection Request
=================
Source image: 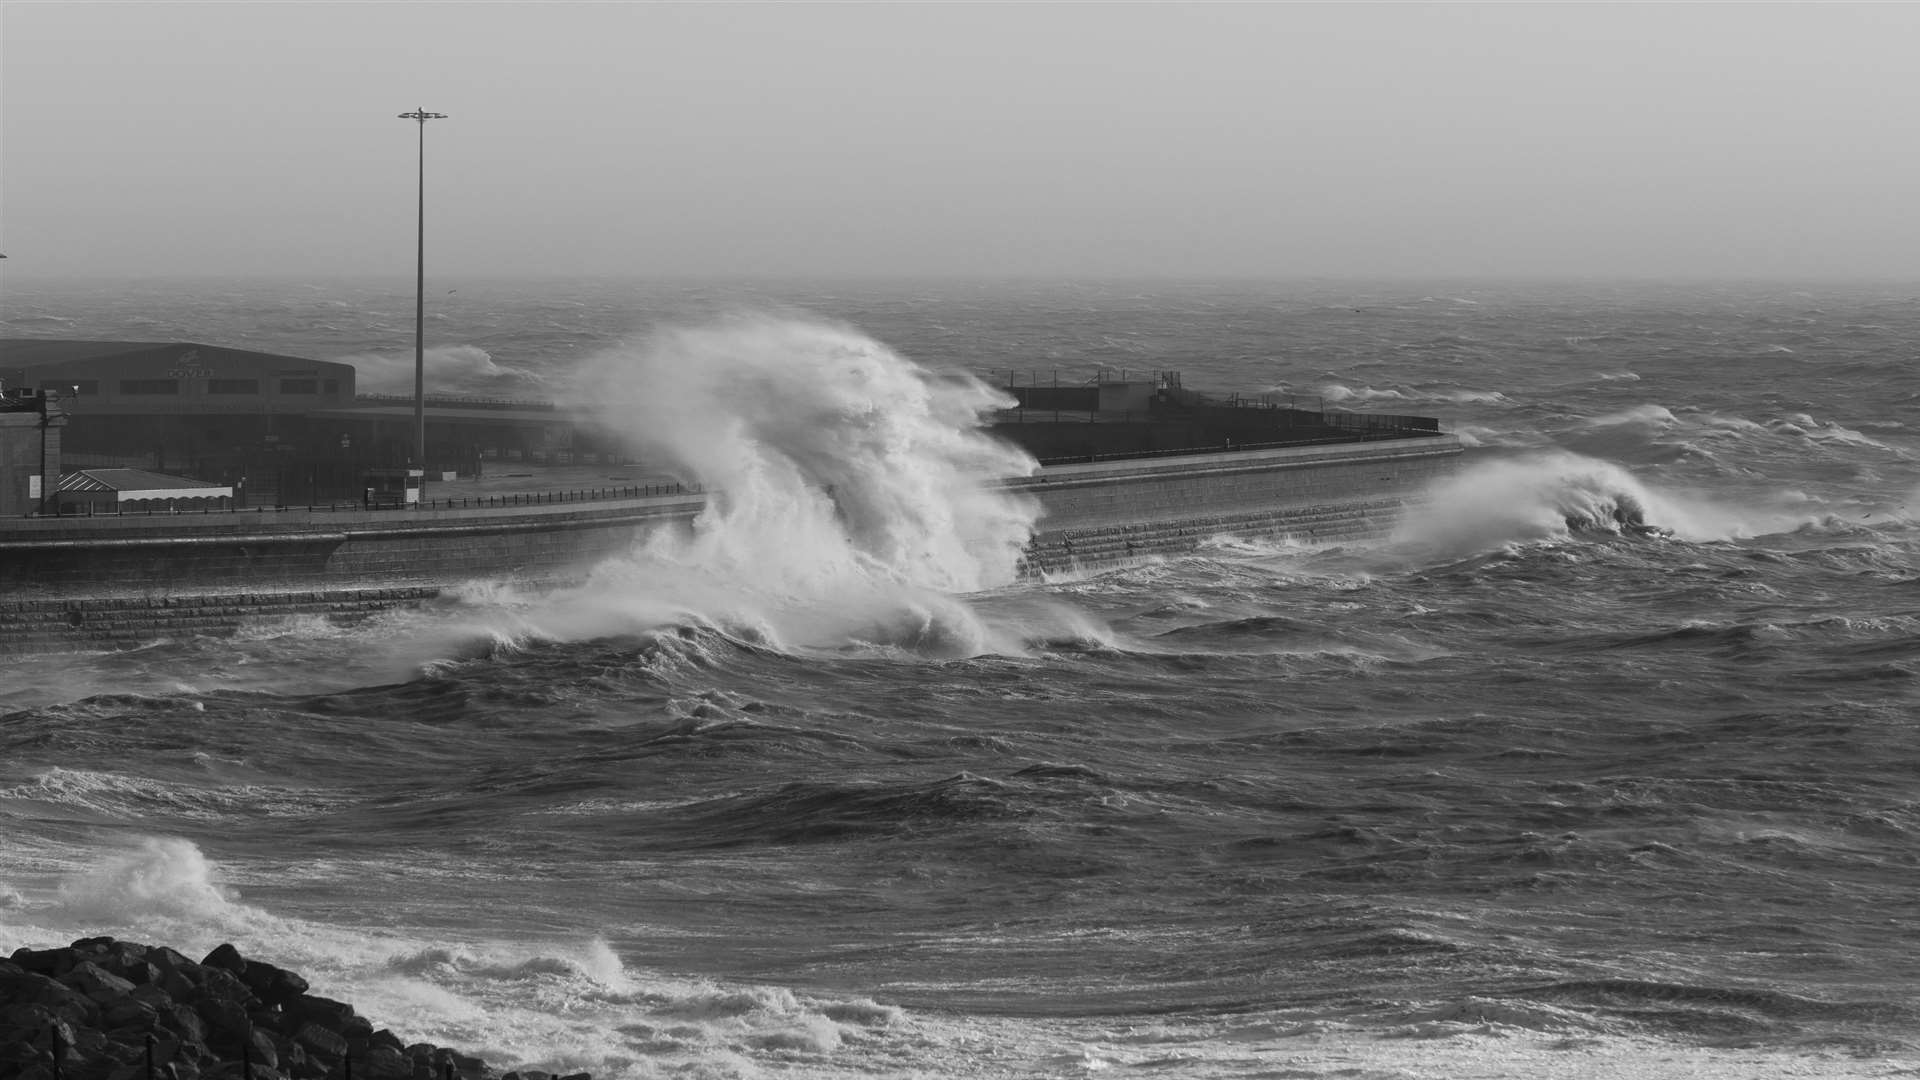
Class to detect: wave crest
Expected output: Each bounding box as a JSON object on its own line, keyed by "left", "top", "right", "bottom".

{"left": 1389, "top": 451, "right": 1831, "bottom": 558}
{"left": 506, "top": 315, "right": 1042, "bottom": 654}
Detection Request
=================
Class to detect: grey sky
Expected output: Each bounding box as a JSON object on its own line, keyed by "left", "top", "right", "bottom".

{"left": 4, "top": 2, "right": 1916, "bottom": 280}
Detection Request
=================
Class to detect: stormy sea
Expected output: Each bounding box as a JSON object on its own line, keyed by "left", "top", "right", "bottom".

{"left": 3, "top": 277, "right": 1917, "bottom": 1078}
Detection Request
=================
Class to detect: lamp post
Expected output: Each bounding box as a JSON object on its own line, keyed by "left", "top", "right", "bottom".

{"left": 398, "top": 107, "right": 447, "bottom": 465}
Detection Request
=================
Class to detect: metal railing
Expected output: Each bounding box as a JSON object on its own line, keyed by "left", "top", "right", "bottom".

{"left": 355, "top": 393, "right": 557, "bottom": 410}
{"left": 38, "top": 482, "right": 702, "bottom": 518}
{"left": 1032, "top": 428, "right": 1446, "bottom": 467}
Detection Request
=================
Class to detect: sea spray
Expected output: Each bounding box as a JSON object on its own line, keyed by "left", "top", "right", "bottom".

{"left": 337, "top": 343, "right": 544, "bottom": 396}
{"left": 531, "top": 316, "right": 1042, "bottom": 652}
{"left": 1388, "top": 450, "right": 1824, "bottom": 559}
{"left": 8, "top": 842, "right": 920, "bottom": 1080}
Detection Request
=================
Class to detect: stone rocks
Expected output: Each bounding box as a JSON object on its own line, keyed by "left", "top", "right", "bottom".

{"left": 0, "top": 938, "right": 584, "bottom": 1080}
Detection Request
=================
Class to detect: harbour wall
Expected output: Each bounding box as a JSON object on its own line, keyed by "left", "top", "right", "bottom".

{"left": 0, "top": 437, "right": 1460, "bottom": 653}
{"left": 1017, "top": 437, "right": 1457, "bottom": 573}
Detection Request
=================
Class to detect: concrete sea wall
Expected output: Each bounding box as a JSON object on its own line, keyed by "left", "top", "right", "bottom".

{"left": 1016, "top": 437, "right": 1458, "bottom": 574}
{"left": 0, "top": 437, "right": 1460, "bottom": 653}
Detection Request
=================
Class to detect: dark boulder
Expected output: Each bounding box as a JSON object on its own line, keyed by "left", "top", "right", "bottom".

{"left": 360, "top": 1044, "right": 413, "bottom": 1079}
{"left": 63, "top": 960, "right": 138, "bottom": 1003}
{"left": 200, "top": 944, "right": 248, "bottom": 977}
{"left": 242, "top": 1026, "right": 279, "bottom": 1070}
{"left": 197, "top": 997, "right": 255, "bottom": 1049}
{"left": 239, "top": 960, "right": 309, "bottom": 1007}
{"left": 295, "top": 1019, "right": 349, "bottom": 1061}
{"left": 0, "top": 938, "right": 558, "bottom": 1080}
{"left": 100, "top": 994, "right": 159, "bottom": 1032}
{"left": 193, "top": 966, "right": 256, "bottom": 1012}
{"left": 286, "top": 994, "right": 356, "bottom": 1029}
{"left": 2, "top": 969, "right": 98, "bottom": 1027}
{"left": 147, "top": 947, "right": 196, "bottom": 975}
{"left": 163, "top": 1002, "right": 208, "bottom": 1044}
{"left": 9, "top": 947, "right": 75, "bottom": 978}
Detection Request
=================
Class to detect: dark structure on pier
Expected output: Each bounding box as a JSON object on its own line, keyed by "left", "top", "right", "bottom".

{"left": 990, "top": 369, "right": 1441, "bottom": 461}
{"left": 3, "top": 341, "right": 1447, "bottom": 511}
{"left": 0, "top": 386, "right": 66, "bottom": 516}
{"left": 1, "top": 339, "right": 610, "bottom": 506}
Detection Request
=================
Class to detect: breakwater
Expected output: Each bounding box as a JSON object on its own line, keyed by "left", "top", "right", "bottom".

{"left": 1, "top": 937, "right": 566, "bottom": 1080}
{"left": 1017, "top": 437, "right": 1457, "bottom": 573}
{"left": 0, "top": 438, "right": 1460, "bottom": 653}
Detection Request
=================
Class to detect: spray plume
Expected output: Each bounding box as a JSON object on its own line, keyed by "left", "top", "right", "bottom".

{"left": 537, "top": 316, "right": 1040, "bottom": 653}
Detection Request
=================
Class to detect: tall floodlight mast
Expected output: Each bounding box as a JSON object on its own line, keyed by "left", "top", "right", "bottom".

{"left": 398, "top": 108, "right": 447, "bottom": 465}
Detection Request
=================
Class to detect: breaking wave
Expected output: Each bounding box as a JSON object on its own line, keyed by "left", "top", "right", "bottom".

{"left": 508, "top": 315, "right": 1043, "bottom": 654}
{"left": 1389, "top": 451, "right": 1823, "bottom": 559}
{"left": 337, "top": 344, "right": 546, "bottom": 396}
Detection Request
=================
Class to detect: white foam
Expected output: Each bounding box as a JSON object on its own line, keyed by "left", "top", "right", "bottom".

{"left": 7, "top": 838, "right": 1902, "bottom": 1077}
{"left": 1583, "top": 404, "right": 1679, "bottom": 429}
{"left": 334, "top": 344, "right": 542, "bottom": 396}
{"left": 51, "top": 836, "right": 249, "bottom": 926}
{"left": 1389, "top": 451, "right": 1825, "bottom": 558}
{"left": 1318, "top": 382, "right": 1408, "bottom": 404}
{"left": 0, "top": 769, "right": 338, "bottom": 823}
{"left": 480, "top": 315, "right": 1047, "bottom": 656}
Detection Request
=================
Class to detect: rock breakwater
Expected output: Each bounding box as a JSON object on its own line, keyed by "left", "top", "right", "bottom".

{"left": 1, "top": 937, "right": 585, "bottom": 1080}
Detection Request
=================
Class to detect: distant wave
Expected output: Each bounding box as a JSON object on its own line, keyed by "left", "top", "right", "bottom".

{"left": 1388, "top": 451, "right": 1824, "bottom": 558}
{"left": 1316, "top": 382, "right": 1509, "bottom": 407}
{"left": 0, "top": 766, "right": 339, "bottom": 823}
{"left": 334, "top": 344, "right": 547, "bottom": 395}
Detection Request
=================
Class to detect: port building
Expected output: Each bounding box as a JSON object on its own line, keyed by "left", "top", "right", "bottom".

{"left": 3, "top": 340, "right": 1444, "bottom": 511}
{"left": 4, "top": 340, "right": 356, "bottom": 477}
{"left": 1, "top": 339, "right": 587, "bottom": 505}
{"left": 0, "top": 387, "right": 66, "bottom": 516}
{"left": 54, "top": 467, "right": 235, "bottom": 514}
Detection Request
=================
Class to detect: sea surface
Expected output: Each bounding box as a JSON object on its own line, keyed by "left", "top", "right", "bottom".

{"left": 2, "top": 276, "right": 1918, "bottom": 1078}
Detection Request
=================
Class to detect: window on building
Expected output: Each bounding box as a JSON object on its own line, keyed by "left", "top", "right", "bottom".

{"left": 279, "top": 379, "right": 319, "bottom": 394}
{"left": 323, "top": 379, "right": 340, "bottom": 395}
{"left": 208, "top": 379, "right": 261, "bottom": 395}
{"left": 49, "top": 380, "right": 100, "bottom": 396}
{"left": 121, "top": 379, "right": 179, "bottom": 395}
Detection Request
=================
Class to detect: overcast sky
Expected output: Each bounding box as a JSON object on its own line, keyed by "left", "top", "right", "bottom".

{"left": 4, "top": 2, "right": 1917, "bottom": 280}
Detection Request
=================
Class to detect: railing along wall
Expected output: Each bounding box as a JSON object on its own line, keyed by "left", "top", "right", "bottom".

{"left": 37, "top": 482, "right": 703, "bottom": 519}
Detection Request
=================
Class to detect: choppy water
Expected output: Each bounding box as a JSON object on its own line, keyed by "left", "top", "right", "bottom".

{"left": 3, "top": 277, "right": 1919, "bottom": 1077}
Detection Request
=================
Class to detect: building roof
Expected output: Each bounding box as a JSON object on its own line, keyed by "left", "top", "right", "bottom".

{"left": 57, "top": 468, "right": 231, "bottom": 495}
{"left": 2, "top": 340, "right": 183, "bottom": 366}
{"left": 0, "top": 339, "right": 336, "bottom": 370}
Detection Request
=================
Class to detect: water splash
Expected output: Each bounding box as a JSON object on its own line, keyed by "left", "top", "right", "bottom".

{"left": 1389, "top": 451, "right": 1823, "bottom": 559}
{"left": 338, "top": 344, "right": 544, "bottom": 396}
{"left": 53, "top": 836, "right": 245, "bottom": 925}
{"left": 525, "top": 315, "right": 1041, "bottom": 654}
